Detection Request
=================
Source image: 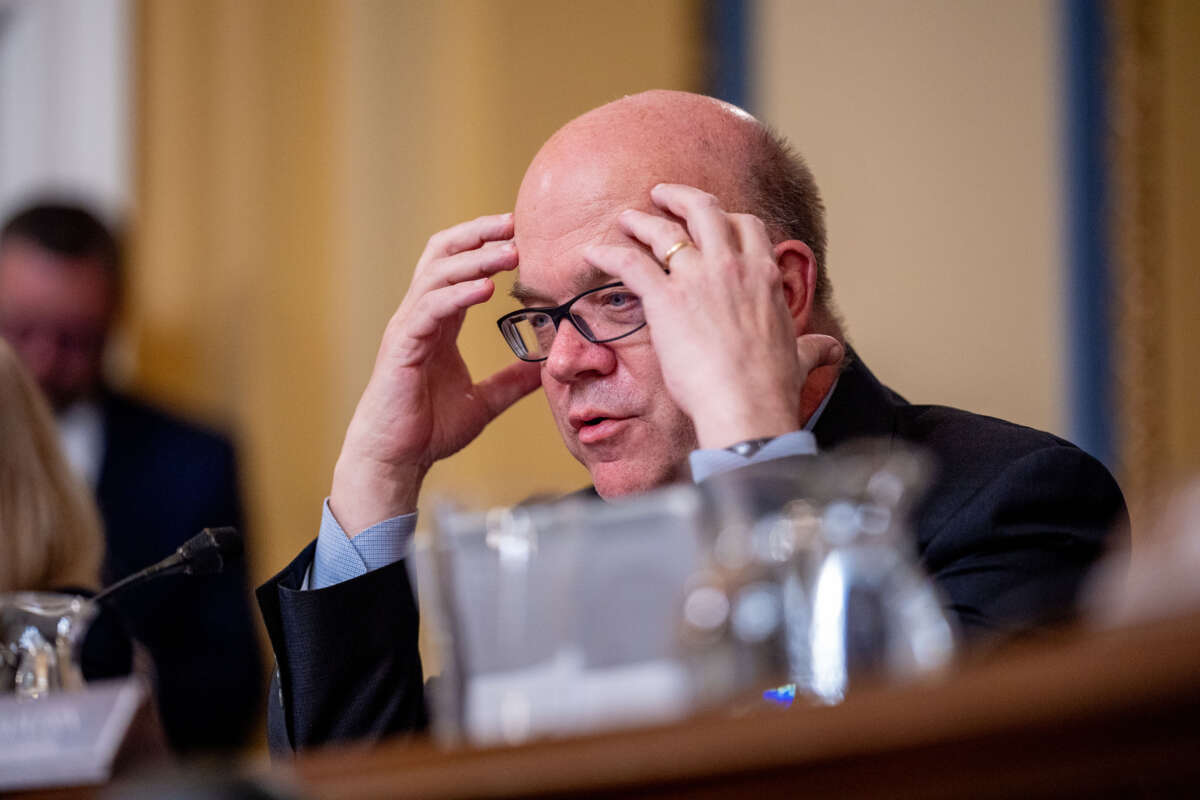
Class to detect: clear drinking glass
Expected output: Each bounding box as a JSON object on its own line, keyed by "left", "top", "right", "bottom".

{"left": 0, "top": 592, "right": 97, "bottom": 699}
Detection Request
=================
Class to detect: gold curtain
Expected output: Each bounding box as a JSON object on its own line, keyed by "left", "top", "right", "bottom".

{"left": 131, "top": 0, "right": 702, "bottom": 589}
{"left": 1110, "top": 0, "right": 1200, "bottom": 535}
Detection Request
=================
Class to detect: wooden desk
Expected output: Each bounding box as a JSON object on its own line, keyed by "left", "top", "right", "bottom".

{"left": 285, "top": 611, "right": 1200, "bottom": 798}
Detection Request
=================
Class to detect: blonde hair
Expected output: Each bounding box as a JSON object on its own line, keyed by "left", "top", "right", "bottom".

{"left": 0, "top": 340, "right": 104, "bottom": 592}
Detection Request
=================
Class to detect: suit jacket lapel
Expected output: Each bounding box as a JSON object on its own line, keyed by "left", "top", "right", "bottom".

{"left": 812, "top": 350, "right": 905, "bottom": 451}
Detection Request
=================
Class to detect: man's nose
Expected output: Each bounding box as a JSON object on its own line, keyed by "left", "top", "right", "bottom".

{"left": 543, "top": 320, "right": 616, "bottom": 383}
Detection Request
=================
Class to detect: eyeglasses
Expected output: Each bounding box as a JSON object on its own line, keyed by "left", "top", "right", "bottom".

{"left": 496, "top": 282, "right": 646, "bottom": 362}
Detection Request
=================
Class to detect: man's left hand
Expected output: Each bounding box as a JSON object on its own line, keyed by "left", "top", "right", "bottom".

{"left": 583, "top": 183, "right": 841, "bottom": 450}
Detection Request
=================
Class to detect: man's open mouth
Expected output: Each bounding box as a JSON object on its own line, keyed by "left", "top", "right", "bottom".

{"left": 570, "top": 412, "right": 631, "bottom": 444}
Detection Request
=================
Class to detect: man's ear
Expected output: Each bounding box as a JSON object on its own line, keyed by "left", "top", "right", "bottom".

{"left": 774, "top": 240, "right": 817, "bottom": 335}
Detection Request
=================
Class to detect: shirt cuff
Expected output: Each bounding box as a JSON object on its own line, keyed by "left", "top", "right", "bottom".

{"left": 309, "top": 498, "right": 418, "bottom": 590}
{"left": 688, "top": 429, "right": 819, "bottom": 483}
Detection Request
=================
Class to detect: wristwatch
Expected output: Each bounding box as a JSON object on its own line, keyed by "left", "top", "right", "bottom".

{"left": 724, "top": 436, "right": 777, "bottom": 458}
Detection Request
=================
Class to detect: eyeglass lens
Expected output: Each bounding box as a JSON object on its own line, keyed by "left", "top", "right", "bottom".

{"left": 501, "top": 284, "right": 644, "bottom": 361}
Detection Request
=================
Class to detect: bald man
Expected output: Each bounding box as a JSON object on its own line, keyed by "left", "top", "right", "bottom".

{"left": 258, "top": 91, "right": 1125, "bottom": 752}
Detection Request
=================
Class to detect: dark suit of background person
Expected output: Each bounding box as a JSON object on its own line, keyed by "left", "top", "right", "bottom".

{"left": 0, "top": 203, "right": 263, "bottom": 754}
{"left": 97, "top": 388, "right": 263, "bottom": 753}
{"left": 257, "top": 353, "right": 1127, "bottom": 753}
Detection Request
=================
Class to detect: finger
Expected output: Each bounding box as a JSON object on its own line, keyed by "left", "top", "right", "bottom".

{"left": 415, "top": 240, "right": 518, "bottom": 292}
{"left": 582, "top": 243, "right": 669, "bottom": 302}
{"left": 421, "top": 213, "right": 514, "bottom": 261}
{"left": 649, "top": 183, "right": 736, "bottom": 254}
{"left": 404, "top": 278, "right": 496, "bottom": 345}
{"left": 617, "top": 209, "right": 701, "bottom": 269}
{"left": 727, "top": 213, "right": 774, "bottom": 262}
{"left": 475, "top": 360, "right": 542, "bottom": 419}
{"left": 795, "top": 334, "right": 844, "bottom": 373}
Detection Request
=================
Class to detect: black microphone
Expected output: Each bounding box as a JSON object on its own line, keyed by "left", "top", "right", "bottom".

{"left": 93, "top": 527, "right": 243, "bottom": 604}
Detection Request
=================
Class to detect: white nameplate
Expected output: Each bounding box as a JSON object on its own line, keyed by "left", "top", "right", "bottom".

{"left": 0, "top": 678, "right": 144, "bottom": 790}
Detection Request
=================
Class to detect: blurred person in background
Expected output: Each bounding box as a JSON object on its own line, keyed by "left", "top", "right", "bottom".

{"left": 0, "top": 338, "right": 132, "bottom": 682}
{"left": 0, "top": 202, "right": 262, "bottom": 754}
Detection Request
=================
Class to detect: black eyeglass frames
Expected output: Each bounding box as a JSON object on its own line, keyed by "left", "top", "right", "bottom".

{"left": 496, "top": 282, "right": 647, "bottom": 362}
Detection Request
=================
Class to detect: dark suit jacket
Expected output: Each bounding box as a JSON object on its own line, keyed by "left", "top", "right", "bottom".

{"left": 97, "top": 390, "right": 262, "bottom": 754}
{"left": 257, "top": 355, "right": 1127, "bottom": 753}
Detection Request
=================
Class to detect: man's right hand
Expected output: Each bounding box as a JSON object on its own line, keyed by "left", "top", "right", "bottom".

{"left": 330, "top": 213, "right": 542, "bottom": 536}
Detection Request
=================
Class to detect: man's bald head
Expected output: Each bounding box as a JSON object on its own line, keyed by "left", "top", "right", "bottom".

{"left": 521, "top": 91, "right": 759, "bottom": 211}
{"left": 514, "top": 90, "right": 832, "bottom": 317}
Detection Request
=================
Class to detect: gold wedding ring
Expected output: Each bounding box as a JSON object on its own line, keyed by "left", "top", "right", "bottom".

{"left": 661, "top": 239, "right": 694, "bottom": 271}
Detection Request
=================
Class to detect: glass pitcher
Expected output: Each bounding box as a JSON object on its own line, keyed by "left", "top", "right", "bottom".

{"left": 695, "top": 441, "right": 957, "bottom": 707}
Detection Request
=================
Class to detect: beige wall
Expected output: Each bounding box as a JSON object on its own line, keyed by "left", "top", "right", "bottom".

{"left": 757, "top": 0, "right": 1200, "bottom": 533}
{"left": 756, "top": 0, "right": 1065, "bottom": 436}
{"left": 132, "top": 0, "right": 702, "bottom": 588}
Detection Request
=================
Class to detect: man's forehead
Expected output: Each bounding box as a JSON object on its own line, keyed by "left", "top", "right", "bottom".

{"left": 510, "top": 172, "right": 651, "bottom": 303}
{"left": 0, "top": 240, "right": 116, "bottom": 314}
{"left": 509, "top": 263, "right": 622, "bottom": 305}
{"left": 509, "top": 94, "right": 752, "bottom": 301}
{"left": 0, "top": 238, "right": 112, "bottom": 278}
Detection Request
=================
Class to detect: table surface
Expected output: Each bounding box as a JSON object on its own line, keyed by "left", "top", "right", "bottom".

{"left": 278, "top": 610, "right": 1200, "bottom": 799}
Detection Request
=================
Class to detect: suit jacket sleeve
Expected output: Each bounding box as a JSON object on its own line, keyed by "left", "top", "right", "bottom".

{"left": 257, "top": 542, "right": 428, "bottom": 755}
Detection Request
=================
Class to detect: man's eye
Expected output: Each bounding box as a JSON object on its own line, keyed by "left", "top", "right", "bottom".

{"left": 601, "top": 291, "right": 638, "bottom": 309}
{"left": 529, "top": 314, "right": 551, "bottom": 329}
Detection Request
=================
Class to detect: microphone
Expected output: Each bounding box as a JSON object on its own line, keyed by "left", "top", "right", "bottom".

{"left": 93, "top": 527, "right": 243, "bottom": 604}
